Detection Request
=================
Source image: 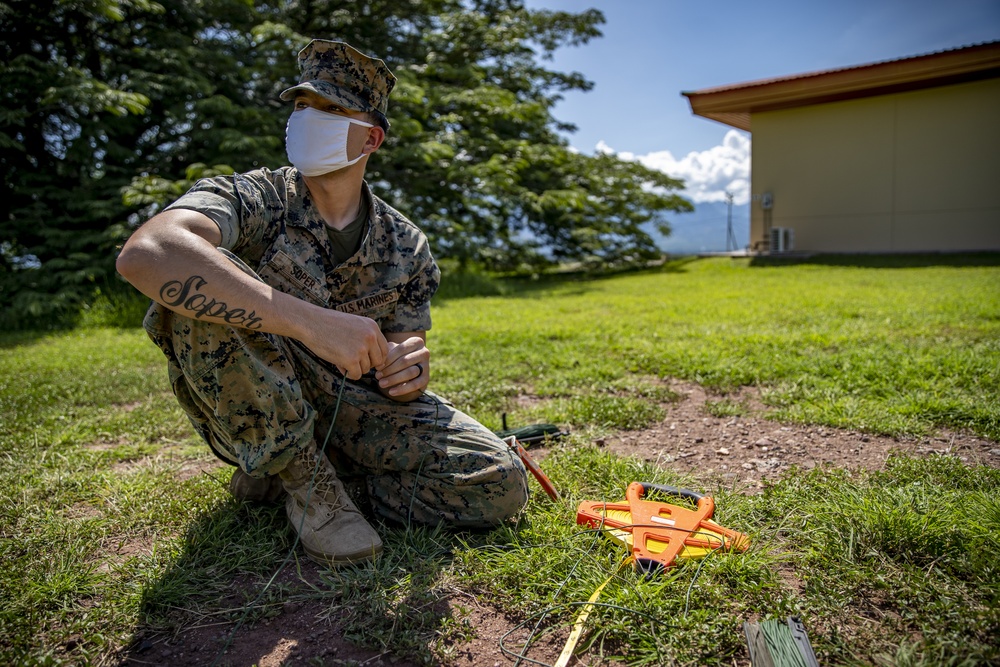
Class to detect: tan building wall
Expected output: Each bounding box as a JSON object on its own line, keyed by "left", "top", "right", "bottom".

{"left": 750, "top": 77, "right": 1000, "bottom": 253}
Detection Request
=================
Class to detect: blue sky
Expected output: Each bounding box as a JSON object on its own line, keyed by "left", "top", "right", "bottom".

{"left": 522, "top": 0, "right": 999, "bottom": 241}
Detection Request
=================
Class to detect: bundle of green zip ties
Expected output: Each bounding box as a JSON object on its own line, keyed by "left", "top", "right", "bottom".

{"left": 743, "top": 616, "right": 819, "bottom": 667}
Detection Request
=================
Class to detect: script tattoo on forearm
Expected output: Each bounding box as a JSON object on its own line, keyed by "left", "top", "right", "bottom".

{"left": 159, "top": 276, "right": 264, "bottom": 329}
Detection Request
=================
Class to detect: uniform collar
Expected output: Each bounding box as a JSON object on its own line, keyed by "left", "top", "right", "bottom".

{"left": 288, "top": 170, "right": 389, "bottom": 268}
{"left": 340, "top": 182, "right": 383, "bottom": 268}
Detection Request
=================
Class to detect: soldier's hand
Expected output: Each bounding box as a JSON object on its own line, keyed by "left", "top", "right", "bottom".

{"left": 375, "top": 337, "right": 429, "bottom": 399}
{"left": 302, "top": 309, "right": 388, "bottom": 380}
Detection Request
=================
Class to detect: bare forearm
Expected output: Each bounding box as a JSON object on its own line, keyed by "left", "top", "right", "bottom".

{"left": 117, "top": 212, "right": 309, "bottom": 340}
{"left": 117, "top": 209, "right": 388, "bottom": 378}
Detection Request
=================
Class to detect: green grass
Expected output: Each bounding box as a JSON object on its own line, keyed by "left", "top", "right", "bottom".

{"left": 1, "top": 255, "right": 998, "bottom": 665}
{"left": 431, "top": 255, "right": 1000, "bottom": 439}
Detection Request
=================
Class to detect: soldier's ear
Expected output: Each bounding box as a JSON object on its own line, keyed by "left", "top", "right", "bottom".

{"left": 363, "top": 126, "right": 385, "bottom": 154}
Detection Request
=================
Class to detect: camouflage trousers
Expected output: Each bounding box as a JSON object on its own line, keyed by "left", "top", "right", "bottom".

{"left": 142, "top": 267, "right": 528, "bottom": 529}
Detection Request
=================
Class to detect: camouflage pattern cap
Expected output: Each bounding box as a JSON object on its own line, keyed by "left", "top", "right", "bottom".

{"left": 279, "top": 40, "right": 396, "bottom": 117}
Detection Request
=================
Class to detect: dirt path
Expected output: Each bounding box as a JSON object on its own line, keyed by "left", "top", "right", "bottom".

{"left": 600, "top": 380, "right": 999, "bottom": 490}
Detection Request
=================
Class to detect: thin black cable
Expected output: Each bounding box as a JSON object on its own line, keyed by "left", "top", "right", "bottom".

{"left": 212, "top": 373, "right": 348, "bottom": 666}
{"left": 498, "top": 513, "right": 734, "bottom": 665}
{"left": 405, "top": 390, "right": 440, "bottom": 529}
{"left": 682, "top": 543, "right": 716, "bottom": 618}
{"left": 510, "top": 511, "right": 611, "bottom": 667}
{"left": 498, "top": 601, "right": 684, "bottom": 667}
{"left": 214, "top": 362, "right": 440, "bottom": 664}
{"left": 210, "top": 369, "right": 737, "bottom": 667}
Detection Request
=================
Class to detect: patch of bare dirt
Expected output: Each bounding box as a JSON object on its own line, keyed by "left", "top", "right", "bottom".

{"left": 177, "top": 457, "right": 227, "bottom": 482}
{"left": 96, "top": 535, "right": 157, "bottom": 574}
{"left": 118, "top": 559, "right": 574, "bottom": 667}
{"left": 441, "top": 597, "right": 574, "bottom": 667}
{"left": 85, "top": 436, "right": 130, "bottom": 451}
{"left": 596, "top": 381, "right": 999, "bottom": 491}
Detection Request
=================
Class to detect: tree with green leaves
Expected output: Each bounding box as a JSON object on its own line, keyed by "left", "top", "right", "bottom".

{"left": 1, "top": 0, "right": 691, "bottom": 327}
{"left": 1, "top": 0, "right": 280, "bottom": 325}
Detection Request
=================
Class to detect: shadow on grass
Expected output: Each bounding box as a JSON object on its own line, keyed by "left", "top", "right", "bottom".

{"left": 749, "top": 251, "right": 1000, "bottom": 269}
{"left": 433, "top": 256, "right": 700, "bottom": 303}
{"left": 121, "top": 499, "right": 478, "bottom": 666}
{"left": 0, "top": 330, "right": 58, "bottom": 349}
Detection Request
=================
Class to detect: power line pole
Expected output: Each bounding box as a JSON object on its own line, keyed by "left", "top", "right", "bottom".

{"left": 725, "top": 191, "right": 738, "bottom": 252}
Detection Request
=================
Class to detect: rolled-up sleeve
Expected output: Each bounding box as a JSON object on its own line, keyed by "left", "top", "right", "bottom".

{"left": 163, "top": 171, "right": 283, "bottom": 255}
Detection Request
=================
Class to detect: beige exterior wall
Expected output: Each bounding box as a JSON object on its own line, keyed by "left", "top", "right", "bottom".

{"left": 750, "top": 78, "right": 1000, "bottom": 253}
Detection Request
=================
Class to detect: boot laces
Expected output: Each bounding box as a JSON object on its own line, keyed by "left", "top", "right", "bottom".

{"left": 297, "top": 458, "right": 362, "bottom": 527}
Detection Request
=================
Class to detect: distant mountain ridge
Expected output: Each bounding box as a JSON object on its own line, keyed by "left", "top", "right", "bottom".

{"left": 646, "top": 201, "right": 750, "bottom": 255}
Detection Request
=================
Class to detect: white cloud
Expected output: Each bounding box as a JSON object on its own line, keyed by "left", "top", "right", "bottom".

{"left": 596, "top": 130, "right": 751, "bottom": 206}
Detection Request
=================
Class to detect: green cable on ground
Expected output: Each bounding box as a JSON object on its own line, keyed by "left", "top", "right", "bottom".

{"left": 494, "top": 420, "right": 566, "bottom": 446}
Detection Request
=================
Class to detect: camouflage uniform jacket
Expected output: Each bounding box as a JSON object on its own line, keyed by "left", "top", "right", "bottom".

{"left": 164, "top": 166, "right": 440, "bottom": 334}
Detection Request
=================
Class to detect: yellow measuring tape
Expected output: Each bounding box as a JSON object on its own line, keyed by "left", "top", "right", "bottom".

{"left": 554, "top": 556, "right": 633, "bottom": 667}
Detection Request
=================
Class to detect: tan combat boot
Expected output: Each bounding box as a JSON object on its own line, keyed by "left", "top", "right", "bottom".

{"left": 228, "top": 468, "right": 284, "bottom": 503}
{"left": 279, "top": 445, "right": 383, "bottom": 566}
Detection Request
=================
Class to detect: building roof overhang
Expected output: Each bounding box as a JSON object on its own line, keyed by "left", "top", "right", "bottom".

{"left": 682, "top": 41, "right": 1000, "bottom": 132}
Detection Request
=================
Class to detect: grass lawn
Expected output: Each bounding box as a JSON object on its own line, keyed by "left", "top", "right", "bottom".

{"left": 1, "top": 255, "right": 998, "bottom": 666}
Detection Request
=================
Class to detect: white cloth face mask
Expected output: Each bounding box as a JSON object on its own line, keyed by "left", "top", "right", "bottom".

{"left": 285, "top": 106, "right": 374, "bottom": 176}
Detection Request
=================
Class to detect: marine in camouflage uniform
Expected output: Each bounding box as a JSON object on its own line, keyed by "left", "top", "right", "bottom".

{"left": 121, "top": 39, "right": 528, "bottom": 565}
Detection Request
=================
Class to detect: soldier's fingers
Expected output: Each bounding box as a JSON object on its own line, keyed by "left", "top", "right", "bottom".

{"left": 345, "top": 360, "right": 365, "bottom": 380}
{"left": 387, "top": 376, "right": 426, "bottom": 396}
{"left": 374, "top": 343, "right": 401, "bottom": 371}
{"left": 376, "top": 334, "right": 390, "bottom": 365}
{"left": 378, "top": 350, "right": 425, "bottom": 379}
